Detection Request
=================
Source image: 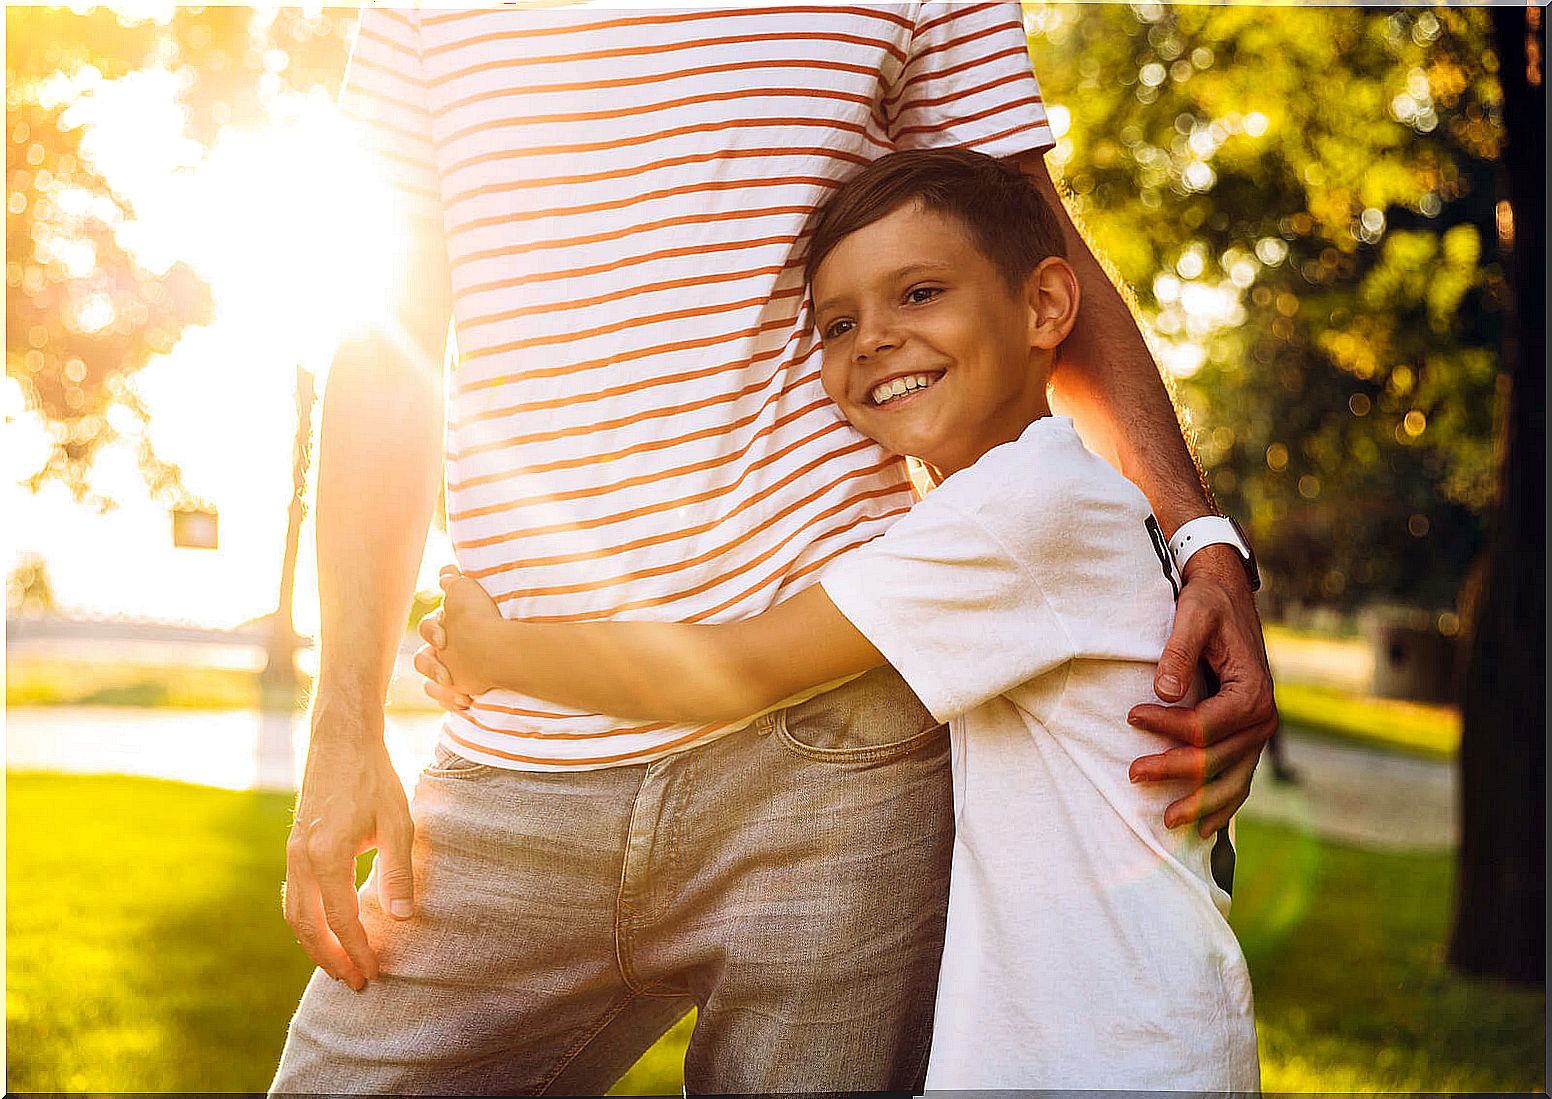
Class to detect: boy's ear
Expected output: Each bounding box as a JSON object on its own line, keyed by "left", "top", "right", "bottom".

{"left": 1023, "top": 257, "right": 1081, "bottom": 350}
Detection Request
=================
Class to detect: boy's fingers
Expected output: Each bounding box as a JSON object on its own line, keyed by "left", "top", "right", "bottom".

{"left": 417, "top": 611, "right": 445, "bottom": 649}
{"left": 422, "top": 679, "right": 470, "bottom": 712}
{"left": 412, "top": 645, "right": 455, "bottom": 688}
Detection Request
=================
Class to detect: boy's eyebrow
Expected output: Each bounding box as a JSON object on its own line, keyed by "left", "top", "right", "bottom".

{"left": 812, "top": 261, "right": 953, "bottom": 316}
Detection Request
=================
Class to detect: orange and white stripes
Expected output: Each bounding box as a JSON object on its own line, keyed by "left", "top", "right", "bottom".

{"left": 339, "top": 2, "right": 1051, "bottom": 769}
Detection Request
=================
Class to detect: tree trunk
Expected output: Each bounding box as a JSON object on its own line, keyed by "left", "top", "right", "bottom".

{"left": 1447, "top": 6, "right": 1545, "bottom": 986}
{"left": 260, "top": 364, "right": 316, "bottom": 712}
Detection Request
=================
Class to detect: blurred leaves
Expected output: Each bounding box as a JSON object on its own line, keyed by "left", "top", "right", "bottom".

{"left": 1030, "top": 4, "right": 1507, "bottom": 608}
{"left": 4, "top": 5, "right": 352, "bottom": 505}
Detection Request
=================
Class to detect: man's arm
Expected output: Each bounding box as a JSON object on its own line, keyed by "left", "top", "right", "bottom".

{"left": 1013, "top": 150, "right": 1278, "bottom": 837}
{"left": 282, "top": 233, "right": 452, "bottom": 991}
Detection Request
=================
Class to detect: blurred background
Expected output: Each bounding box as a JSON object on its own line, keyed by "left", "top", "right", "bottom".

{"left": 4, "top": 2, "right": 1544, "bottom": 1093}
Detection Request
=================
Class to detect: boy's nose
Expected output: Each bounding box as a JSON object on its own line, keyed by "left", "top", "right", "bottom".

{"left": 853, "top": 320, "right": 899, "bottom": 362}
{"left": 856, "top": 338, "right": 896, "bottom": 362}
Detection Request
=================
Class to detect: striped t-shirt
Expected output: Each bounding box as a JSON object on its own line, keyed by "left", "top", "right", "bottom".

{"left": 340, "top": 2, "right": 1054, "bottom": 769}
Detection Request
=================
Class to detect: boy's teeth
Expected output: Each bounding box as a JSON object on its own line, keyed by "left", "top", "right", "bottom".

{"left": 871, "top": 372, "right": 939, "bottom": 406}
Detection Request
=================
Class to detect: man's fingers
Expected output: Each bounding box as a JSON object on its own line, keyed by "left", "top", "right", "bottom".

{"left": 1130, "top": 682, "right": 1273, "bottom": 748}
{"left": 284, "top": 844, "right": 365, "bottom": 988}
{"left": 1154, "top": 594, "right": 1215, "bottom": 702}
{"left": 1129, "top": 724, "right": 1274, "bottom": 784}
{"left": 311, "top": 842, "right": 378, "bottom": 987}
{"left": 1128, "top": 701, "right": 1209, "bottom": 747}
{"left": 1165, "top": 752, "right": 1262, "bottom": 836}
{"left": 373, "top": 805, "right": 417, "bottom": 922}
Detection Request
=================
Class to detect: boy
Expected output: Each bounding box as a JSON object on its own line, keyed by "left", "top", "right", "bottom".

{"left": 417, "top": 148, "right": 1260, "bottom": 1089}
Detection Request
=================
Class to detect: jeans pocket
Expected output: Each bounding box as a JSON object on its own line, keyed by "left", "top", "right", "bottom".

{"left": 774, "top": 666, "right": 947, "bottom": 763}
{"left": 421, "top": 741, "right": 498, "bottom": 779}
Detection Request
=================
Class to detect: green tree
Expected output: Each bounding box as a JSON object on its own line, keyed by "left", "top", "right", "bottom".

{"left": 1029, "top": 4, "right": 1505, "bottom": 610}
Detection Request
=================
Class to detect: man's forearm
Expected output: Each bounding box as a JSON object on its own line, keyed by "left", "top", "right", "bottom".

{"left": 1015, "top": 151, "right": 1215, "bottom": 537}
{"left": 313, "top": 329, "right": 445, "bottom": 722}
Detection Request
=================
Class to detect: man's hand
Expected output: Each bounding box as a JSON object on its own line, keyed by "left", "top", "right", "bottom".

{"left": 283, "top": 695, "right": 416, "bottom": 991}
{"left": 1127, "top": 544, "right": 1278, "bottom": 837}
{"left": 413, "top": 566, "right": 500, "bottom": 709}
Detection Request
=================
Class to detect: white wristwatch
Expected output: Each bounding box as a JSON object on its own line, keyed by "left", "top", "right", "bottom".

{"left": 1168, "top": 515, "right": 1261, "bottom": 591}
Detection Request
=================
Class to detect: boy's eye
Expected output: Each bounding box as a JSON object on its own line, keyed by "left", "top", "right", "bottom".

{"left": 906, "top": 286, "right": 942, "bottom": 304}
{"left": 822, "top": 318, "right": 855, "bottom": 341}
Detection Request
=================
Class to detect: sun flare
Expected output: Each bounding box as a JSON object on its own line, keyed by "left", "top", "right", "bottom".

{"left": 8, "top": 50, "right": 426, "bottom": 630}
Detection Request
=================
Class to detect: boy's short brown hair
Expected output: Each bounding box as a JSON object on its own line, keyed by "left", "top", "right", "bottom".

{"left": 803, "top": 148, "right": 1067, "bottom": 293}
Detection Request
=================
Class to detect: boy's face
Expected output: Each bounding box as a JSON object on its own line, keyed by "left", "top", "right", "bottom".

{"left": 811, "top": 201, "right": 1054, "bottom": 477}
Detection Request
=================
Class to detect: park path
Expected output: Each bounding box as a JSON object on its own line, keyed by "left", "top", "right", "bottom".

{"left": 4, "top": 705, "right": 1455, "bottom": 851}
{"left": 1238, "top": 730, "right": 1455, "bottom": 851}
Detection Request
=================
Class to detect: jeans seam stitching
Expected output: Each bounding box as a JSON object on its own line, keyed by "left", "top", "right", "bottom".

{"left": 774, "top": 712, "right": 944, "bottom": 763}
{"left": 535, "top": 989, "right": 641, "bottom": 1096}
{"left": 613, "top": 767, "right": 653, "bottom": 997}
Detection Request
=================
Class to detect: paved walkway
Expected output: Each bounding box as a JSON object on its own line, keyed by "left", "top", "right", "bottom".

{"left": 1238, "top": 730, "right": 1455, "bottom": 851}
{"left": 5, "top": 706, "right": 1456, "bottom": 851}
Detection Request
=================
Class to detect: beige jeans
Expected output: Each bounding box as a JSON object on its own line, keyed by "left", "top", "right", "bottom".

{"left": 269, "top": 666, "right": 953, "bottom": 1095}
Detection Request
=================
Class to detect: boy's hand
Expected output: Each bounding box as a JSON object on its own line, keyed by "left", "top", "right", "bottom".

{"left": 413, "top": 566, "right": 503, "bottom": 707}
{"left": 1126, "top": 545, "right": 1278, "bottom": 837}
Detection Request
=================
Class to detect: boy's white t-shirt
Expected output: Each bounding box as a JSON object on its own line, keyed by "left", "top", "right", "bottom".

{"left": 819, "top": 417, "right": 1260, "bottom": 1091}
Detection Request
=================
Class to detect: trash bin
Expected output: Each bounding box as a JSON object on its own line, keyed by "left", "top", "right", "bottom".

{"left": 1362, "top": 605, "right": 1459, "bottom": 704}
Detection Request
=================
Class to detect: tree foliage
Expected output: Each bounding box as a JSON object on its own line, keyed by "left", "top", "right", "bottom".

{"left": 4, "top": 6, "right": 351, "bottom": 505}
{"left": 1029, "top": 4, "right": 1507, "bottom": 609}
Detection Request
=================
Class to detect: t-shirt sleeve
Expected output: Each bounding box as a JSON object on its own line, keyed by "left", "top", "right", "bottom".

{"left": 819, "top": 490, "right": 1075, "bottom": 724}
{"left": 884, "top": 1, "right": 1055, "bottom": 157}
{"left": 338, "top": 7, "right": 442, "bottom": 226}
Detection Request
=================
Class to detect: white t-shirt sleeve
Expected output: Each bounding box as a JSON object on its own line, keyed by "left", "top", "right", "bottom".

{"left": 884, "top": 1, "right": 1055, "bottom": 158}
{"left": 820, "top": 487, "right": 1075, "bottom": 724}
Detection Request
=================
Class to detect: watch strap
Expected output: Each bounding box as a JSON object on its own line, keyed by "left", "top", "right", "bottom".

{"left": 1169, "top": 515, "right": 1251, "bottom": 574}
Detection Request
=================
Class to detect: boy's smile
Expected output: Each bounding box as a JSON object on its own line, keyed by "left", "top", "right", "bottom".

{"left": 811, "top": 201, "right": 1060, "bottom": 477}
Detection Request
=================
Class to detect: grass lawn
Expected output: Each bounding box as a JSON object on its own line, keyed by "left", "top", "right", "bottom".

{"left": 5, "top": 657, "right": 439, "bottom": 714}
{"left": 7, "top": 771, "right": 1541, "bottom": 1093}
{"left": 5, "top": 658, "right": 264, "bottom": 710}
{"left": 1275, "top": 681, "right": 1459, "bottom": 759}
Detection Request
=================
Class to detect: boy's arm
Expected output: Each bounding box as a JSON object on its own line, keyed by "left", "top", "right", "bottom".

{"left": 1012, "top": 150, "right": 1278, "bottom": 837}
{"left": 458, "top": 584, "right": 886, "bottom": 723}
